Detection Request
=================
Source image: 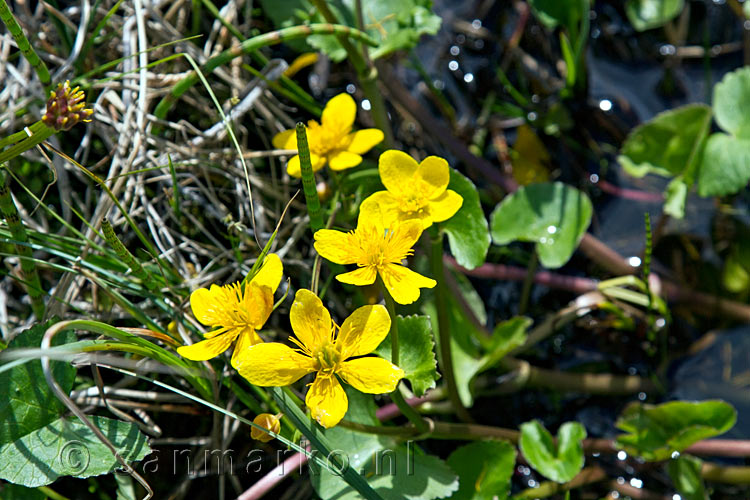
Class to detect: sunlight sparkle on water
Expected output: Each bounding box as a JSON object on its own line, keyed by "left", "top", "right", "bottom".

{"left": 628, "top": 256, "right": 641, "bottom": 267}
{"left": 599, "top": 99, "right": 612, "bottom": 111}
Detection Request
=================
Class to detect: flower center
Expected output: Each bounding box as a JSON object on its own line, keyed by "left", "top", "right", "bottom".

{"left": 208, "top": 283, "right": 262, "bottom": 329}
{"left": 401, "top": 195, "right": 428, "bottom": 215}
{"left": 314, "top": 341, "right": 341, "bottom": 372}
{"left": 307, "top": 120, "right": 350, "bottom": 156}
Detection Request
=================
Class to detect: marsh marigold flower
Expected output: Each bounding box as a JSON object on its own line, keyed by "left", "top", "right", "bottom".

{"left": 272, "top": 93, "right": 384, "bottom": 178}
{"left": 360, "top": 150, "right": 463, "bottom": 229}
{"left": 314, "top": 205, "right": 436, "bottom": 304}
{"left": 251, "top": 413, "right": 282, "bottom": 443}
{"left": 177, "top": 254, "right": 283, "bottom": 367}
{"left": 235, "top": 289, "right": 403, "bottom": 428}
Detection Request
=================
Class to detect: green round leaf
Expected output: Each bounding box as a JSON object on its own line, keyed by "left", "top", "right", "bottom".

{"left": 625, "top": 0, "right": 684, "bottom": 31}
{"left": 519, "top": 420, "right": 587, "bottom": 483}
{"left": 375, "top": 315, "right": 440, "bottom": 397}
{"left": 618, "top": 104, "right": 712, "bottom": 179}
{"left": 528, "top": 0, "right": 586, "bottom": 32}
{"left": 446, "top": 440, "right": 516, "bottom": 500}
{"left": 0, "top": 416, "right": 151, "bottom": 487}
{"left": 442, "top": 169, "right": 490, "bottom": 270}
{"left": 0, "top": 319, "right": 76, "bottom": 446}
{"left": 713, "top": 67, "right": 750, "bottom": 138}
{"left": 489, "top": 182, "right": 592, "bottom": 269}
{"left": 615, "top": 400, "right": 737, "bottom": 461}
{"left": 698, "top": 133, "right": 750, "bottom": 197}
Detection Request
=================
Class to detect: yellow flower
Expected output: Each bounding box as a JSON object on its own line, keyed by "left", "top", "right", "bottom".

{"left": 360, "top": 150, "right": 463, "bottom": 229}
{"left": 272, "top": 93, "right": 384, "bottom": 178}
{"left": 313, "top": 205, "right": 436, "bottom": 304}
{"left": 235, "top": 289, "right": 404, "bottom": 429}
{"left": 177, "top": 254, "right": 283, "bottom": 367}
{"left": 251, "top": 413, "right": 282, "bottom": 443}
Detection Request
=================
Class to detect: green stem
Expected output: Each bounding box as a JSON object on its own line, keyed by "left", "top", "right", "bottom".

{"left": 513, "top": 467, "right": 607, "bottom": 499}
{"left": 199, "top": 0, "right": 318, "bottom": 112}
{"left": 518, "top": 249, "right": 538, "bottom": 316}
{"left": 380, "top": 278, "right": 400, "bottom": 365}
{"left": 0, "top": 0, "right": 51, "bottom": 88}
{"left": 153, "top": 24, "right": 378, "bottom": 123}
{"left": 429, "top": 229, "right": 473, "bottom": 423}
{"left": 0, "top": 168, "right": 45, "bottom": 318}
{"left": 0, "top": 122, "right": 55, "bottom": 163}
{"left": 101, "top": 218, "right": 160, "bottom": 292}
{"left": 378, "top": 277, "right": 430, "bottom": 434}
{"left": 296, "top": 123, "right": 324, "bottom": 233}
{"left": 37, "top": 486, "right": 70, "bottom": 500}
{"left": 309, "top": 0, "right": 394, "bottom": 147}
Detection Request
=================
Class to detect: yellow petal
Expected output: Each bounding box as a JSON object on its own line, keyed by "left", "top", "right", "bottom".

{"left": 338, "top": 357, "right": 404, "bottom": 394}
{"left": 314, "top": 229, "right": 358, "bottom": 264}
{"left": 321, "top": 93, "right": 356, "bottom": 134}
{"left": 306, "top": 373, "right": 348, "bottom": 428}
{"left": 290, "top": 289, "right": 332, "bottom": 352}
{"left": 287, "top": 154, "right": 325, "bottom": 178}
{"left": 416, "top": 155, "right": 450, "bottom": 198}
{"left": 328, "top": 150, "right": 362, "bottom": 171}
{"left": 336, "top": 266, "right": 377, "bottom": 286}
{"left": 230, "top": 327, "right": 262, "bottom": 368}
{"left": 356, "top": 197, "right": 388, "bottom": 233}
{"left": 250, "top": 253, "right": 283, "bottom": 293}
{"left": 359, "top": 191, "right": 400, "bottom": 228}
{"left": 347, "top": 129, "right": 384, "bottom": 154}
{"left": 190, "top": 285, "right": 221, "bottom": 326}
{"left": 428, "top": 189, "right": 463, "bottom": 224}
{"left": 235, "top": 342, "right": 315, "bottom": 386}
{"left": 379, "top": 150, "right": 419, "bottom": 197}
{"left": 380, "top": 263, "right": 436, "bottom": 305}
{"left": 242, "top": 283, "right": 274, "bottom": 328}
{"left": 177, "top": 330, "right": 237, "bottom": 361}
{"left": 337, "top": 304, "right": 390, "bottom": 358}
{"left": 272, "top": 129, "right": 297, "bottom": 149}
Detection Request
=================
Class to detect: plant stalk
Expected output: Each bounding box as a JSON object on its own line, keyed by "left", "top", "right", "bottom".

{"left": 429, "top": 229, "right": 473, "bottom": 423}
{"left": 0, "top": 168, "right": 45, "bottom": 318}
{"left": 379, "top": 277, "right": 430, "bottom": 434}
{"left": 295, "top": 123, "right": 324, "bottom": 233}
{"left": 309, "top": 0, "right": 394, "bottom": 147}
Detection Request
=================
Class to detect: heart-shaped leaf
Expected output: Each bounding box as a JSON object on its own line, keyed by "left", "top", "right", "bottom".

{"left": 519, "top": 420, "right": 586, "bottom": 483}
{"left": 446, "top": 440, "right": 516, "bottom": 500}
{"left": 490, "top": 182, "right": 592, "bottom": 268}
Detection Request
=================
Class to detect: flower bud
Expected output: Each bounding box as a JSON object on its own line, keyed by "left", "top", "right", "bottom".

{"left": 251, "top": 413, "right": 281, "bottom": 443}
{"left": 42, "top": 80, "right": 94, "bottom": 131}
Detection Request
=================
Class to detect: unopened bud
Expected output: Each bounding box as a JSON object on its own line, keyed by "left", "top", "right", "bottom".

{"left": 251, "top": 413, "right": 281, "bottom": 442}
{"left": 42, "top": 80, "right": 94, "bottom": 131}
